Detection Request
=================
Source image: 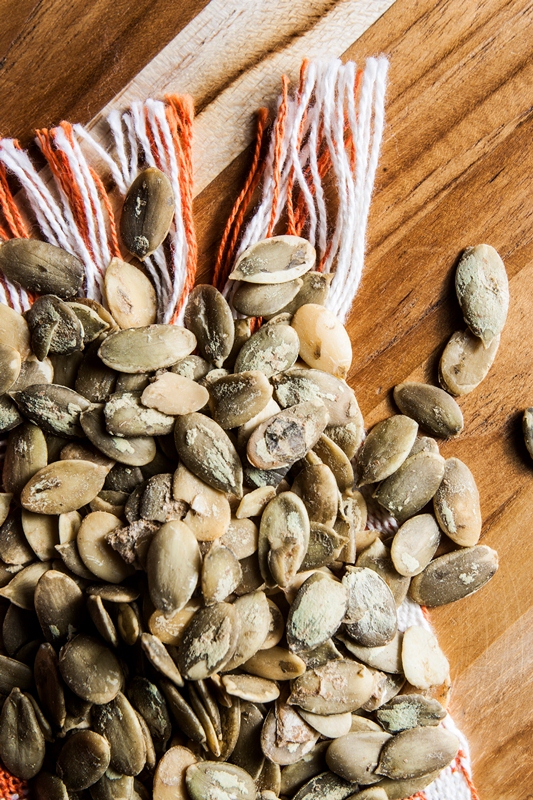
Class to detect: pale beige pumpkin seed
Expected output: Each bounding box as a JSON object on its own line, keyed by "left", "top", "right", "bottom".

{"left": 455, "top": 243, "right": 508, "bottom": 346}
{"left": 402, "top": 626, "right": 449, "bottom": 690}
{"left": 147, "top": 520, "right": 201, "bottom": 615}
{"left": 440, "top": 329, "right": 500, "bottom": 395}
{"left": 291, "top": 304, "right": 352, "bottom": 379}
{"left": 21, "top": 460, "right": 108, "bottom": 514}
{"left": 230, "top": 235, "right": 315, "bottom": 284}
{"left": 104, "top": 257, "right": 157, "bottom": 328}
{"left": 141, "top": 371, "right": 209, "bottom": 416}
{"left": 391, "top": 514, "right": 441, "bottom": 577}
{"left": 77, "top": 511, "right": 135, "bottom": 583}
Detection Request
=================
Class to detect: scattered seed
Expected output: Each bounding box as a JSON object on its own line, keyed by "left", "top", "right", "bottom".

{"left": 376, "top": 725, "right": 459, "bottom": 780}
{"left": 410, "top": 544, "right": 498, "bottom": 606}
{"left": 402, "top": 626, "right": 449, "bottom": 690}
{"left": 433, "top": 457, "right": 482, "bottom": 546}
{"left": 230, "top": 235, "right": 315, "bottom": 284}
{"left": 393, "top": 382, "right": 464, "bottom": 438}
{"left": 234, "top": 323, "right": 300, "bottom": 377}
{"left": 455, "top": 243, "right": 508, "bottom": 346}
{"left": 440, "top": 329, "right": 500, "bottom": 395}
{"left": 184, "top": 284, "right": 235, "bottom": 367}
{"left": 99, "top": 325, "right": 196, "bottom": 374}
{"left": 120, "top": 167, "right": 174, "bottom": 259}
{"left": 373, "top": 451, "right": 446, "bottom": 524}
{"left": 357, "top": 415, "right": 418, "bottom": 487}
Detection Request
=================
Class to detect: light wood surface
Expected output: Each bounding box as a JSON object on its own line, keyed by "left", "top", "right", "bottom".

{"left": 2, "top": 0, "right": 533, "bottom": 797}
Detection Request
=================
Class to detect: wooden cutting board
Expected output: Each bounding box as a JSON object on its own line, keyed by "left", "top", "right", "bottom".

{"left": 2, "top": 0, "right": 533, "bottom": 796}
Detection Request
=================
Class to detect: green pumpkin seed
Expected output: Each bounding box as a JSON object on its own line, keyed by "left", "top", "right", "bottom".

{"left": 0, "top": 561, "right": 52, "bottom": 609}
{"left": 0, "top": 510, "right": 37, "bottom": 565}
{"left": 0, "top": 653, "right": 33, "bottom": 694}
{"left": 248, "top": 401, "right": 328, "bottom": 470}
{"left": 455, "top": 243, "right": 508, "bottom": 346}
{"left": 287, "top": 573, "right": 347, "bottom": 652}
{"left": 99, "top": 325, "right": 196, "bottom": 373}
{"left": 292, "top": 464, "right": 339, "bottom": 526}
{"left": 230, "top": 235, "right": 315, "bottom": 284}
{"left": 0, "top": 394, "right": 23, "bottom": 434}
{"left": 127, "top": 676, "right": 172, "bottom": 746}
{"left": 232, "top": 278, "right": 303, "bottom": 317}
{"left": 297, "top": 709, "right": 352, "bottom": 739}
{"left": 174, "top": 412, "right": 243, "bottom": 496}
{"left": 234, "top": 323, "right": 300, "bottom": 377}
{"left": 376, "top": 725, "right": 459, "bottom": 779}
{"left": 292, "top": 770, "right": 355, "bottom": 800}
{"left": 273, "top": 368, "right": 361, "bottom": 427}
{"left": 276, "top": 271, "right": 332, "bottom": 316}
{"left": 243, "top": 645, "right": 306, "bottom": 681}
{"left": 312, "top": 434, "right": 354, "bottom": 492}
{"left": 0, "top": 687, "right": 46, "bottom": 779}
{"left": 26, "top": 294, "right": 84, "bottom": 360}
{"left": 3, "top": 422, "right": 47, "bottom": 496}
{"left": 209, "top": 371, "right": 273, "bottom": 429}
{"left": 34, "top": 569, "right": 84, "bottom": 642}
{"left": 342, "top": 567, "right": 397, "bottom": 647}
{"left": 186, "top": 761, "right": 256, "bottom": 800}
{"left": 120, "top": 167, "right": 174, "bottom": 259}
{"left": 33, "top": 772, "right": 69, "bottom": 800}
{"left": 93, "top": 692, "right": 147, "bottom": 776}
{"left": 104, "top": 391, "right": 174, "bottom": 437}
{"left": 77, "top": 511, "right": 135, "bottom": 583}
{"left": 222, "top": 674, "right": 279, "bottom": 703}
{"left": 325, "top": 420, "right": 365, "bottom": 459}
{"left": 21, "top": 459, "right": 107, "bottom": 514}
{"left": 261, "top": 704, "right": 318, "bottom": 766}
{"left": 326, "top": 731, "right": 391, "bottom": 784}
{"left": 184, "top": 284, "right": 235, "bottom": 367}
{"left": 159, "top": 680, "right": 206, "bottom": 744}
{"left": 12, "top": 384, "right": 90, "bottom": 438}
{"left": 0, "top": 239, "right": 84, "bottom": 298}
{"left": 75, "top": 340, "right": 117, "bottom": 403}
{"left": 373, "top": 451, "right": 446, "bottom": 524}
{"left": 409, "top": 544, "right": 498, "bottom": 606}
{"left": 376, "top": 694, "right": 446, "bottom": 733}
{"left": 177, "top": 602, "right": 239, "bottom": 680}
{"left": 356, "top": 539, "right": 411, "bottom": 607}
{"left": 56, "top": 730, "right": 111, "bottom": 790}
{"left": 228, "top": 700, "right": 264, "bottom": 778}
{"left": 439, "top": 329, "right": 500, "bottom": 395}
{"left": 59, "top": 634, "right": 123, "bottom": 704}
{"left": 89, "top": 772, "right": 135, "bottom": 800}
{"left": 393, "top": 382, "right": 464, "bottom": 438}
{"left": 433, "top": 457, "right": 482, "bottom": 546}
{"left": 357, "top": 415, "right": 418, "bottom": 487}
{"left": 81, "top": 405, "right": 156, "bottom": 467}
{"left": 300, "top": 523, "right": 349, "bottom": 570}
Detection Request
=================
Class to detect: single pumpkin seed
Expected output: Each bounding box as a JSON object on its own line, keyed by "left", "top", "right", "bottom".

{"left": 300, "top": 522, "right": 348, "bottom": 570}
{"left": 33, "top": 772, "right": 69, "bottom": 800}
{"left": 278, "top": 744, "right": 330, "bottom": 797}
{"left": 230, "top": 235, "right": 315, "bottom": 284}
{"left": 146, "top": 519, "right": 200, "bottom": 615}
{"left": 0, "top": 239, "right": 84, "bottom": 298}
{"left": 87, "top": 595, "right": 119, "bottom": 647}
{"left": 298, "top": 709, "right": 352, "bottom": 739}
{"left": 22, "top": 509, "right": 59, "bottom": 564}
{"left": 0, "top": 302, "right": 31, "bottom": 358}
{"left": 292, "top": 770, "right": 356, "bottom": 800}
{"left": 261, "top": 704, "right": 319, "bottom": 766}
{"left": 374, "top": 451, "right": 446, "bottom": 524}
{"left": 357, "top": 415, "right": 418, "bottom": 487}
{"left": 115, "top": 373, "right": 150, "bottom": 393}
{"left": 0, "top": 687, "right": 46, "bottom": 779}
{"left": 0, "top": 561, "right": 52, "bottom": 609}
{"left": 55, "top": 541, "right": 96, "bottom": 580}
{"left": 171, "top": 354, "right": 212, "bottom": 381}
{"left": 287, "top": 572, "right": 347, "bottom": 652}
{"left": 120, "top": 167, "right": 174, "bottom": 259}
{"left": 12, "top": 383, "right": 90, "bottom": 437}
{"left": 291, "top": 304, "right": 352, "bottom": 379}
{"left": 356, "top": 538, "right": 411, "bottom": 607}
{"left": 243, "top": 646, "right": 306, "bottom": 681}
{"left": 391, "top": 514, "right": 441, "bottom": 577}
{"left": 312, "top": 434, "right": 354, "bottom": 492}
{"left": 186, "top": 761, "right": 256, "bottom": 800}
{"left": 257, "top": 758, "right": 282, "bottom": 796}
{"left": 21, "top": 459, "right": 107, "bottom": 514}
{"left": 86, "top": 583, "right": 140, "bottom": 603}
{"left": 77, "top": 511, "right": 135, "bottom": 583}
{"left": 10, "top": 354, "right": 54, "bottom": 392}
{"left": 409, "top": 544, "right": 498, "bottom": 606}
{"left": 0, "top": 394, "right": 23, "bottom": 434}
{"left": 159, "top": 680, "right": 206, "bottom": 744}
{"left": 184, "top": 284, "right": 235, "bottom": 367}
{"left": 93, "top": 692, "right": 147, "bottom": 776}
{"left": 177, "top": 602, "right": 239, "bottom": 680}
{"left": 34, "top": 569, "right": 84, "bottom": 642}
{"left": 75, "top": 341, "right": 117, "bottom": 403}
{"left": 104, "top": 391, "right": 174, "bottom": 437}
{"left": 326, "top": 731, "right": 391, "bottom": 784}
{"left": 104, "top": 258, "right": 157, "bottom": 328}
{"left": 148, "top": 601, "right": 201, "bottom": 646}
{"left": 209, "top": 371, "right": 273, "bottom": 429}
{"left": 455, "top": 243, "right": 509, "bottom": 346}
{"left": 376, "top": 694, "right": 446, "bottom": 733}
{"left": 433, "top": 457, "right": 482, "bottom": 546}
{"left": 393, "top": 382, "right": 464, "bottom": 438}
{"left": 276, "top": 271, "right": 332, "bottom": 316}
{"left": 232, "top": 278, "right": 303, "bottom": 317}
{"left": 81, "top": 404, "right": 157, "bottom": 466}
{"left": 152, "top": 745, "right": 197, "bottom": 800}
{"left": 248, "top": 401, "right": 328, "bottom": 471}
{"left": 26, "top": 294, "right": 84, "bottom": 360}
{"left": 326, "top": 421, "right": 365, "bottom": 460}
{"left": 376, "top": 725, "right": 459, "bottom": 779}
{"left": 172, "top": 463, "right": 231, "bottom": 541}
{"left": 3, "top": 422, "right": 48, "bottom": 496}
{"left": 228, "top": 700, "right": 265, "bottom": 779}
{"left": 273, "top": 368, "right": 361, "bottom": 428}
{"left": 342, "top": 567, "right": 397, "bottom": 647}
{"left": 401, "top": 626, "right": 449, "bottom": 690}
{"left": 223, "top": 589, "right": 271, "bottom": 670}
{"left": 99, "top": 325, "right": 195, "bottom": 373}
{"left": 289, "top": 659, "right": 375, "bottom": 714}
{"left": 141, "top": 371, "right": 209, "bottom": 416}
{"left": 68, "top": 300, "right": 110, "bottom": 344}
{"left": 174, "top": 413, "right": 243, "bottom": 496}
{"left": 0, "top": 510, "right": 37, "bottom": 565}
{"left": 336, "top": 630, "right": 403, "bottom": 674}
{"left": 59, "top": 634, "right": 123, "bottom": 703}
{"left": 201, "top": 544, "right": 242, "bottom": 605}
{"left": 127, "top": 676, "right": 172, "bottom": 747}
{"left": 439, "top": 328, "right": 500, "bottom": 395}
{"left": 258, "top": 492, "right": 310, "bottom": 588}
{"left": 89, "top": 772, "right": 135, "bottom": 800}
{"left": 56, "top": 729, "right": 111, "bottom": 790}
{"left": 116, "top": 602, "right": 141, "bottom": 645}
{"left": 292, "top": 464, "right": 339, "bottom": 526}
{"left": 234, "top": 323, "right": 300, "bottom": 377}
{"left": 139, "top": 473, "right": 183, "bottom": 522}
{"left": 222, "top": 674, "right": 279, "bottom": 703}
{"left": 0, "top": 341, "right": 21, "bottom": 394}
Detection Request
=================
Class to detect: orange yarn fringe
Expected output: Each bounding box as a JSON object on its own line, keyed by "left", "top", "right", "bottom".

{"left": 0, "top": 769, "right": 27, "bottom": 798}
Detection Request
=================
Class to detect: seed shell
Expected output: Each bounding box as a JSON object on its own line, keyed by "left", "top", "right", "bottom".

{"left": 120, "top": 167, "right": 175, "bottom": 259}
{"left": 409, "top": 544, "right": 498, "bottom": 606}
{"left": 433, "top": 457, "right": 482, "bottom": 546}
{"left": 439, "top": 329, "right": 500, "bottom": 395}
{"left": 393, "top": 382, "right": 464, "bottom": 438}
{"left": 455, "top": 243, "right": 509, "bottom": 346}
{"left": 0, "top": 239, "right": 84, "bottom": 298}
{"left": 230, "top": 235, "right": 315, "bottom": 284}
{"left": 184, "top": 284, "right": 235, "bottom": 367}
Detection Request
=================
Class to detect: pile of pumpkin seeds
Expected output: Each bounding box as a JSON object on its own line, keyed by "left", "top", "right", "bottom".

{"left": 0, "top": 167, "right": 506, "bottom": 800}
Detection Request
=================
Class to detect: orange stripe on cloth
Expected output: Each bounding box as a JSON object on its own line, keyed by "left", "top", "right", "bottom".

{"left": 165, "top": 95, "right": 198, "bottom": 323}
{"left": 212, "top": 107, "right": 269, "bottom": 292}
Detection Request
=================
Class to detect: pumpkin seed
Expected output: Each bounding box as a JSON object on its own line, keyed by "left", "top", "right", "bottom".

{"left": 287, "top": 573, "right": 347, "bottom": 652}
{"left": 289, "top": 659, "right": 375, "bottom": 714}
{"left": 258, "top": 492, "right": 310, "bottom": 587}
{"left": 13, "top": 383, "right": 90, "bottom": 437}
{"left": 104, "top": 390, "right": 174, "bottom": 437}
{"left": 159, "top": 680, "right": 205, "bottom": 744}
{"left": 59, "top": 634, "right": 123, "bottom": 703}
{"left": 455, "top": 243, "right": 508, "bottom": 346}
{"left": 223, "top": 589, "right": 271, "bottom": 670}
{"left": 93, "top": 692, "right": 147, "bottom": 776}
{"left": 153, "top": 745, "right": 197, "bottom": 800}
{"left": 57, "top": 730, "right": 111, "bottom": 790}
{"left": 439, "top": 328, "right": 500, "bottom": 395}
{"left": 393, "top": 382, "right": 464, "bottom": 438}
{"left": 89, "top": 772, "right": 135, "bottom": 800}
{"left": 243, "top": 646, "right": 306, "bottom": 681}
{"left": 184, "top": 284, "right": 235, "bottom": 367}
{"left": 291, "top": 304, "right": 352, "bottom": 379}
{"left": 127, "top": 676, "right": 172, "bottom": 747}
{"left": 248, "top": 401, "right": 328, "bottom": 471}
{"left": 81, "top": 405, "right": 156, "bottom": 467}
{"left": 232, "top": 278, "right": 303, "bottom": 317}
{"left": 326, "top": 421, "right": 365, "bottom": 460}
{"left": 0, "top": 510, "right": 35, "bottom": 565}
{"left": 373, "top": 451, "right": 446, "bottom": 524}
{"left": 209, "top": 371, "right": 273, "bottom": 430}
{"left": 261, "top": 704, "right": 319, "bottom": 765}
{"left": 0, "top": 652, "right": 33, "bottom": 694}
{"left": 78, "top": 511, "right": 135, "bottom": 583}
{"left": 3, "top": 422, "right": 47, "bottom": 496}
{"left": 376, "top": 725, "right": 459, "bottom": 779}
{"left": 0, "top": 239, "right": 84, "bottom": 298}
{"left": 326, "top": 731, "right": 391, "bottom": 784}
{"left": 391, "top": 514, "right": 441, "bottom": 577}
{"left": 175, "top": 413, "right": 243, "bottom": 496}
{"left": 356, "top": 539, "right": 411, "bottom": 607}
{"left": 273, "top": 368, "right": 361, "bottom": 428}
{"left": 75, "top": 341, "right": 117, "bottom": 403}
{"left": 99, "top": 325, "right": 195, "bottom": 373}
{"left": 300, "top": 523, "right": 348, "bottom": 570}
{"left": 26, "top": 294, "right": 84, "bottom": 360}
{"left": 410, "top": 544, "right": 498, "bottom": 606}
{"left": 234, "top": 324, "right": 300, "bottom": 377}
{"left": 34, "top": 569, "right": 84, "bottom": 642}
{"left": 0, "top": 394, "right": 23, "bottom": 433}
{"left": 292, "top": 464, "right": 339, "bottom": 526}
{"left": 0, "top": 561, "right": 51, "bottom": 609}
{"left": 298, "top": 709, "right": 352, "bottom": 739}
{"left": 402, "top": 626, "right": 449, "bottom": 690}
{"left": 524, "top": 407, "right": 533, "bottom": 460}
{"left": 141, "top": 372, "right": 209, "bottom": 416}
{"left": 357, "top": 415, "right": 418, "bottom": 487}
{"left": 0, "top": 301, "right": 31, "bottom": 358}
{"left": 186, "top": 761, "right": 256, "bottom": 800}
{"left": 0, "top": 687, "right": 46, "bottom": 779}
{"left": 201, "top": 544, "right": 242, "bottom": 605}
{"left": 33, "top": 772, "right": 69, "bottom": 800}
{"left": 87, "top": 595, "right": 119, "bottom": 647}
{"left": 342, "top": 567, "right": 397, "bottom": 647}
{"left": 376, "top": 694, "right": 446, "bottom": 733}
{"left": 228, "top": 700, "right": 265, "bottom": 778}
{"left": 312, "top": 434, "right": 354, "bottom": 492}
{"left": 292, "top": 770, "right": 355, "bottom": 800}
{"left": 120, "top": 168, "right": 174, "bottom": 259}
{"left": 171, "top": 463, "right": 231, "bottom": 541}
{"left": 0, "top": 341, "right": 21, "bottom": 394}
{"left": 222, "top": 674, "right": 279, "bottom": 703}
{"left": 103, "top": 258, "right": 157, "bottom": 329}
{"left": 21, "top": 458, "right": 107, "bottom": 514}
{"left": 433, "top": 457, "right": 482, "bottom": 546}
{"left": 230, "top": 235, "right": 315, "bottom": 284}
{"left": 277, "top": 271, "right": 332, "bottom": 316}
{"left": 177, "top": 602, "right": 238, "bottom": 680}
{"left": 146, "top": 520, "right": 200, "bottom": 615}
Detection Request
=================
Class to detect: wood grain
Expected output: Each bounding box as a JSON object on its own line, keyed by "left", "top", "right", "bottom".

{"left": 2, "top": 0, "right": 533, "bottom": 797}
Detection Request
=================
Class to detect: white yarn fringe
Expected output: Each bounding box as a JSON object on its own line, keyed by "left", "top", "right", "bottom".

{"left": 231, "top": 57, "right": 388, "bottom": 323}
